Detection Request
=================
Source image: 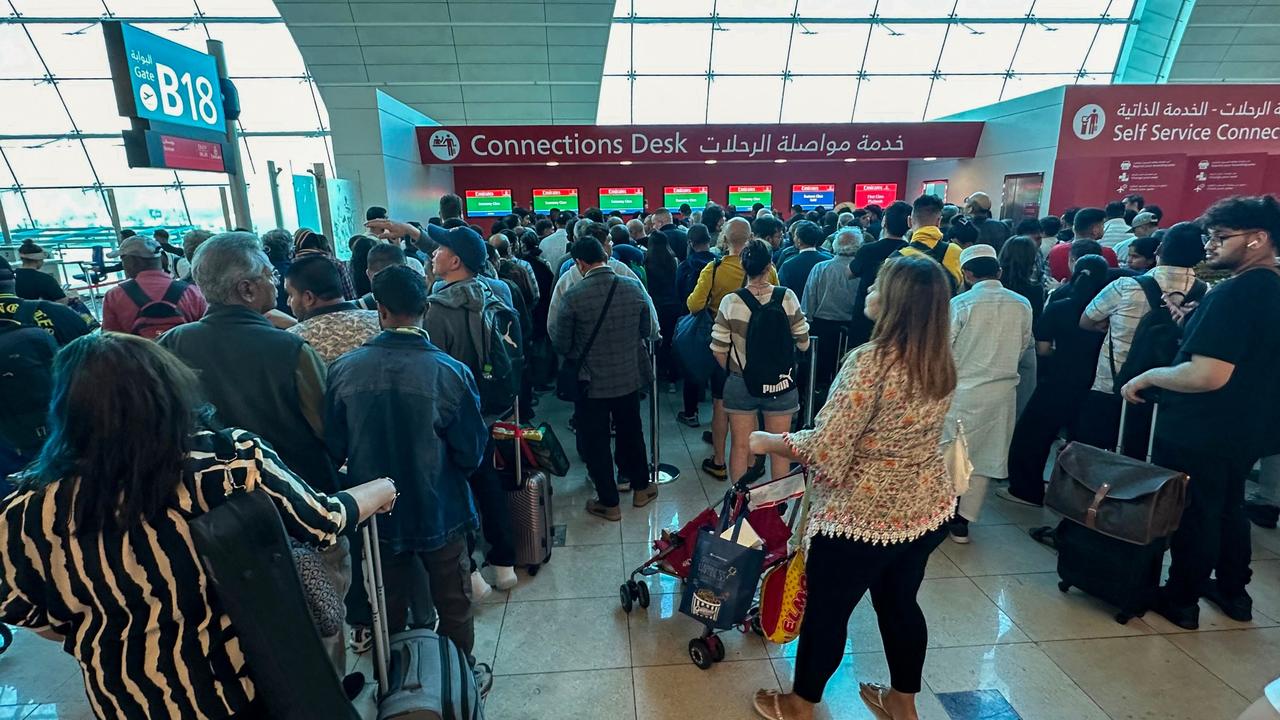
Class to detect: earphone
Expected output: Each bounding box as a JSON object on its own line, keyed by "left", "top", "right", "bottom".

{"left": 1249, "top": 240, "right": 1260, "bottom": 248}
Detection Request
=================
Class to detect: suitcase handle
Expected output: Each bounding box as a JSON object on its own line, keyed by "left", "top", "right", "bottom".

{"left": 1117, "top": 401, "right": 1159, "bottom": 462}
{"left": 362, "top": 521, "right": 391, "bottom": 697}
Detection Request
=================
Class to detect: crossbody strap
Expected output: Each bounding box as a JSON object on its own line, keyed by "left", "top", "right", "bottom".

{"left": 578, "top": 276, "right": 619, "bottom": 364}
{"left": 700, "top": 259, "right": 723, "bottom": 312}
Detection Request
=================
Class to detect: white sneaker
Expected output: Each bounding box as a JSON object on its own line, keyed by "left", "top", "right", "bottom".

{"left": 470, "top": 570, "right": 493, "bottom": 602}
{"left": 492, "top": 565, "right": 518, "bottom": 591}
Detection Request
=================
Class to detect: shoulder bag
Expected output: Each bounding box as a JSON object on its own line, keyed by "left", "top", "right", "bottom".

{"left": 555, "top": 276, "right": 619, "bottom": 402}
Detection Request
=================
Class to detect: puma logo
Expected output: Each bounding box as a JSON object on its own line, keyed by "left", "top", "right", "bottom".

{"left": 499, "top": 321, "right": 518, "bottom": 349}
{"left": 762, "top": 369, "right": 794, "bottom": 395}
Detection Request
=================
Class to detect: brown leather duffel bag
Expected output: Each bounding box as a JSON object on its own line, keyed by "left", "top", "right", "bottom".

{"left": 1045, "top": 404, "right": 1189, "bottom": 545}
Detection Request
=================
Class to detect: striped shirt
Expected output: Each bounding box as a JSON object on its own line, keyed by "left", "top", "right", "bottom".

{"left": 0, "top": 429, "right": 357, "bottom": 720}
{"left": 1084, "top": 266, "right": 1197, "bottom": 393}
{"left": 711, "top": 285, "right": 810, "bottom": 374}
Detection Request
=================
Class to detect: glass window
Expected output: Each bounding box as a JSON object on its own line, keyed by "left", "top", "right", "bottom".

{"left": 707, "top": 76, "right": 783, "bottom": 124}
{"left": 0, "top": 81, "right": 75, "bottom": 135}
{"left": 179, "top": 185, "right": 236, "bottom": 230}
{"left": 716, "top": 0, "right": 795, "bottom": 17}
{"left": 953, "top": 0, "right": 1035, "bottom": 17}
{"left": 861, "top": 25, "right": 950, "bottom": 75}
{"left": 80, "top": 138, "right": 184, "bottom": 187}
{"left": 630, "top": 77, "right": 707, "bottom": 124}
{"left": 21, "top": 23, "right": 113, "bottom": 79}
{"left": 102, "top": 0, "right": 200, "bottom": 16}
{"left": 0, "top": 191, "right": 34, "bottom": 231}
{"left": 779, "top": 76, "right": 857, "bottom": 123}
{"left": 1000, "top": 73, "right": 1076, "bottom": 101}
{"left": 1083, "top": 23, "right": 1127, "bottom": 74}
{"left": 1008, "top": 23, "right": 1094, "bottom": 73}
{"left": 851, "top": 76, "right": 933, "bottom": 122}
{"left": 602, "top": 24, "right": 633, "bottom": 75}
{"left": 595, "top": 76, "right": 634, "bottom": 124}
{"left": 925, "top": 75, "right": 1009, "bottom": 119}
{"left": 113, "top": 185, "right": 193, "bottom": 227}
{"left": 209, "top": 23, "right": 308, "bottom": 78}
{"left": 0, "top": 26, "right": 49, "bottom": 79}
{"left": 710, "top": 24, "right": 791, "bottom": 75}
{"left": 231, "top": 78, "right": 326, "bottom": 133}
{"left": 625, "top": 0, "right": 714, "bottom": 18}
{"left": 8, "top": 0, "right": 112, "bottom": 17}
{"left": 630, "top": 24, "right": 711, "bottom": 74}
{"left": 874, "top": 0, "right": 952, "bottom": 18}
{"left": 935, "top": 24, "right": 1025, "bottom": 75}
{"left": 57, "top": 79, "right": 133, "bottom": 134}
{"left": 785, "top": 24, "right": 870, "bottom": 75}
{"left": 194, "top": 0, "right": 281, "bottom": 18}
{"left": 17, "top": 188, "right": 112, "bottom": 229}
{"left": 795, "top": 0, "right": 878, "bottom": 19}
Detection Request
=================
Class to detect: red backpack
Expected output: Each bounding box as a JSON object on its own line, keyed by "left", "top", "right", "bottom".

{"left": 120, "top": 279, "right": 190, "bottom": 339}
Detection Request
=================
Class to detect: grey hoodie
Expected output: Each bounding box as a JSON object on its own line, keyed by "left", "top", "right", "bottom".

{"left": 425, "top": 277, "right": 501, "bottom": 374}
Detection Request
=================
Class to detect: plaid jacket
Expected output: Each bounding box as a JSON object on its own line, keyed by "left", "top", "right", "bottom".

{"left": 550, "top": 265, "right": 654, "bottom": 399}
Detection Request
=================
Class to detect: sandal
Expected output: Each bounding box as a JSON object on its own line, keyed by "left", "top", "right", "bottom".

{"left": 859, "top": 683, "right": 894, "bottom": 720}
{"left": 753, "top": 689, "right": 788, "bottom": 720}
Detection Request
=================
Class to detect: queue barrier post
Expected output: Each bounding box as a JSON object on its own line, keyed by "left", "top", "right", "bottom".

{"left": 649, "top": 340, "right": 681, "bottom": 485}
{"left": 804, "top": 335, "right": 819, "bottom": 429}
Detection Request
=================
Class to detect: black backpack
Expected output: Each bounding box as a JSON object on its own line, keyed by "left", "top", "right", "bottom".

{"left": 1111, "top": 275, "right": 1208, "bottom": 391}
{"left": 0, "top": 322, "right": 55, "bottom": 456}
{"left": 733, "top": 287, "right": 797, "bottom": 398}
{"left": 896, "top": 239, "right": 958, "bottom": 293}
{"left": 120, "top": 279, "right": 190, "bottom": 339}
{"left": 468, "top": 286, "right": 524, "bottom": 416}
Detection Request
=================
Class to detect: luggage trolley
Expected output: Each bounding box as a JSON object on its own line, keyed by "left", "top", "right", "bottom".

{"left": 620, "top": 464, "right": 807, "bottom": 668}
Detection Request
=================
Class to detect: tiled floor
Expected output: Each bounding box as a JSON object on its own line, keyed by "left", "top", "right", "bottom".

{"left": 3, "top": 389, "right": 1279, "bottom": 719}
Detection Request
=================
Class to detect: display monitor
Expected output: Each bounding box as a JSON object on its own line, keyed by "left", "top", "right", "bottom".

{"left": 727, "top": 185, "right": 772, "bottom": 209}
{"left": 663, "top": 185, "right": 709, "bottom": 211}
{"left": 791, "top": 184, "right": 835, "bottom": 211}
{"left": 464, "top": 189, "right": 513, "bottom": 218}
{"left": 598, "top": 186, "right": 645, "bottom": 214}
{"left": 532, "top": 187, "right": 579, "bottom": 214}
{"left": 920, "top": 180, "right": 948, "bottom": 202}
{"left": 855, "top": 183, "right": 898, "bottom": 208}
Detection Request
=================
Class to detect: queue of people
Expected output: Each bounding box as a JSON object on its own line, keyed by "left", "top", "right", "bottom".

{"left": 1, "top": 188, "right": 1279, "bottom": 720}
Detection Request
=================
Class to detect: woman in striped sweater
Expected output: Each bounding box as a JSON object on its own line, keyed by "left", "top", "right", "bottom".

{"left": 0, "top": 333, "right": 397, "bottom": 719}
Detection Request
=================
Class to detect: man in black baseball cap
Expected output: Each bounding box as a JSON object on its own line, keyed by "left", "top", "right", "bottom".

{"left": 0, "top": 256, "right": 94, "bottom": 346}
{"left": 366, "top": 216, "right": 513, "bottom": 309}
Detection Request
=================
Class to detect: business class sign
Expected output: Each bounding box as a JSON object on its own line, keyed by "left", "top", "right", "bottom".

{"left": 417, "top": 123, "right": 983, "bottom": 165}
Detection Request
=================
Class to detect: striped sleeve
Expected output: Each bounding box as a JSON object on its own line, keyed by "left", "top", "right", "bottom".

{"left": 0, "top": 490, "right": 50, "bottom": 630}
{"left": 709, "top": 292, "right": 740, "bottom": 357}
{"left": 784, "top": 288, "right": 811, "bottom": 351}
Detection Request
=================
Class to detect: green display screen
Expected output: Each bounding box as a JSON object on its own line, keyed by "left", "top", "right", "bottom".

{"left": 598, "top": 187, "right": 644, "bottom": 213}
{"left": 464, "top": 189, "right": 513, "bottom": 218}
{"left": 727, "top": 185, "right": 772, "bottom": 208}
{"left": 663, "top": 186, "right": 709, "bottom": 211}
{"left": 532, "top": 188, "right": 578, "bottom": 213}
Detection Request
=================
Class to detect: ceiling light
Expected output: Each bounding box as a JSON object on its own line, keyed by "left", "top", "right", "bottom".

{"left": 705, "top": 159, "right": 717, "bottom": 165}
{"left": 774, "top": 159, "right": 787, "bottom": 164}
{"left": 546, "top": 161, "right": 559, "bottom": 167}
{"left": 620, "top": 160, "right": 633, "bottom": 166}
{"left": 844, "top": 158, "right": 856, "bottom": 163}
{"left": 922, "top": 156, "right": 937, "bottom": 161}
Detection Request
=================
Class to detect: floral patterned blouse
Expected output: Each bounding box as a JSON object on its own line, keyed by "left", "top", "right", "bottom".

{"left": 785, "top": 344, "right": 956, "bottom": 546}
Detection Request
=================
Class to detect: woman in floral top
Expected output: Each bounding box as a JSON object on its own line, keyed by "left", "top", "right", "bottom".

{"left": 750, "top": 255, "right": 958, "bottom": 720}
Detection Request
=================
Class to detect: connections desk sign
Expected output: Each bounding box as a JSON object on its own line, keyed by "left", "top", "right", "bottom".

{"left": 103, "top": 21, "right": 232, "bottom": 173}
{"left": 418, "top": 123, "right": 984, "bottom": 166}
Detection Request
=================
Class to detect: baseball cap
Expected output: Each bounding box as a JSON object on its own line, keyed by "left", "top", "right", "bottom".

{"left": 1130, "top": 211, "right": 1157, "bottom": 228}
{"left": 425, "top": 223, "right": 488, "bottom": 274}
{"left": 107, "top": 236, "right": 164, "bottom": 259}
{"left": 958, "top": 243, "right": 998, "bottom": 269}
{"left": 964, "top": 192, "right": 993, "bottom": 213}
{"left": 0, "top": 256, "right": 13, "bottom": 282}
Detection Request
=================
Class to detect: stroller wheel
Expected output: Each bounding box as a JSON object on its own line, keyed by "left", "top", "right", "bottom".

{"left": 706, "top": 634, "right": 725, "bottom": 662}
{"left": 688, "top": 638, "right": 714, "bottom": 670}
{"left": 635, "top": 581, "right": 650, "bottom": 609}
{"left": 619, "top": 583, "right": 634, "bottom": 613}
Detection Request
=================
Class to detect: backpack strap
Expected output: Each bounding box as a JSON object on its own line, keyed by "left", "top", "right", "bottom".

{"left": 734, "top": 287, "right": 762, "bottom": 313}
{"left": 119, "top": 279, "right": 152, "bottom": 309}
{"left": 1185, "top": 279, "right": 1208, "bottom": 304}
{"left": 701, "top": 259, "right": 723, "bottom": 312}
{"left": 768, "top": 286, "right": 787, "bottom": 306}
{"left": 1134, "top": 275, "right": 1164, "bottom": 313}
{"left": 160, "top": 280, "right": 189, "bottom": 305}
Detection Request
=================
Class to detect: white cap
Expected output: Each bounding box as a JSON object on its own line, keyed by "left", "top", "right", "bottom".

{"left": 958, "top": 243, "right": 997, "bottom": 268}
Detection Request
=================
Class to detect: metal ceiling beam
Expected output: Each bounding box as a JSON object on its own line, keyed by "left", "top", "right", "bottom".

{"left": 615, "top": 16, "right": 1139, "bottom": 25}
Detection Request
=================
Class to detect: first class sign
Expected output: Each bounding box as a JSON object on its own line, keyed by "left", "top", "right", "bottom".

{"left": 418, "top": 123, "right": 984, "bottom": 165}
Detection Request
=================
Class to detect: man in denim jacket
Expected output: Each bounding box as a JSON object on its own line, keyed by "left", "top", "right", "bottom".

{"left": 324, "top": 265, "right": 490, "bottom": 686}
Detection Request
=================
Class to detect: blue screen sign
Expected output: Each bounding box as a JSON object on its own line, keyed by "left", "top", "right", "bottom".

{"left": 105, "top": 22, "right": 224, "bottom": 133}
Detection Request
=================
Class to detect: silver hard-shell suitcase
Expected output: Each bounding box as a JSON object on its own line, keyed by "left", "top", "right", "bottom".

{"left": 504, "top": 400, "right": 553, "bottom": 574}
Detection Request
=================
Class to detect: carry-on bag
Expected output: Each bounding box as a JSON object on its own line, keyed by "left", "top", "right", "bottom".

{"left": 680, "top": 496, "right": 767, "bottom": 631}
{"left": 1053, "top": 518, "right": 1166, "bottom": 624}
{"left": 362, "top": 520, "right": 485, "bottom": 720}
{"left": 501, "top": 399, "right": 554, "bottom": 574}
{"left": 492, "top": 419, "right": 571, "bottom": 478}
{"left": 1045, "top": 403, "right": 1188, "bottom": 545}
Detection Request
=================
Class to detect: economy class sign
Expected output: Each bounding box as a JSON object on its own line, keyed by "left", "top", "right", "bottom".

{"left": 103, "top": 21, "right": 224, "bottom": 133}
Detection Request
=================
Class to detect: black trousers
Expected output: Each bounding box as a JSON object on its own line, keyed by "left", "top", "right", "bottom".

{"left": 1006, "top": 384, "right": 1085, "bottom": 504}
{"left": 793, "top": 528, "right": 945, "bottom": 702}
{"left": 575, "top": 391, "right": 649, "bottom": 507}
{"left": 656, "top": 306, "right": 684, "bottom": 384}
{"left": 383, "top": 537, "right": 475, "bottom": 660}
{"left": 1154, "top": 441, "right": 1255, "bottom": 605}
{"left": 467, "top": 438, "right": 516, "bottom": 568}
{"left": 807, "top": 317, "right": 848, "bottom": 395}
{"left": 1074, "top": 390, "right": 1152, "bottom": 460}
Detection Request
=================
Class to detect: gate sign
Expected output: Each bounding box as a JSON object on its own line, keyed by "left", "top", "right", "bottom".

{"left": 103, "top": 21, "right": 224, "bottom": 133}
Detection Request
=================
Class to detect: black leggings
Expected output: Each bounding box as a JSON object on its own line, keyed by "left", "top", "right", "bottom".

{"left": 792, "top": 528, "right": 945, "bottom": 702}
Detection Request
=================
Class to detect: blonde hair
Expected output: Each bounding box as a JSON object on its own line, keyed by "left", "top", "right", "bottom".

{"left": 869, "top": 255, "right": 956, "bottom": 400}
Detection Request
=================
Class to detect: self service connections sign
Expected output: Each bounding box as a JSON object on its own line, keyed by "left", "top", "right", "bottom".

{"left": 103, "top": 21, "right": 224, "bottom": 133}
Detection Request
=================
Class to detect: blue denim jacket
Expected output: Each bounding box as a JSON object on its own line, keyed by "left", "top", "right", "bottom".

{"left": 325, "top": 329, "right": 487, "bottom": 553}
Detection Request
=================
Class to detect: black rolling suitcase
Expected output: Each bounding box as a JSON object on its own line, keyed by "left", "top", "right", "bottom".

{"left": 1047, "top": 402, "right": 1187, "bottom": 624}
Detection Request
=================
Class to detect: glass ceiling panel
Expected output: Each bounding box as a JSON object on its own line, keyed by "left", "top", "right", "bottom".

{"left": 795, "top": 0, "right": 878, "bottom": 18}
{"left": 631, "top": 76, "right": 707, "bottom": 124}
{"left": 630, "top": 24, "right": 711, "bottom": 74}
{"left": 873, "top": 0, "right": 953, "bottom": 19}
{"left": 22, "top": 23, "right": 113, "bottom": 78}
{"left": 602, "top": 25, "right": 632, "bottom": 74}
{"left": 710, "top": 24, "right": 792, "bottom": 75}
{"left": 8, "top": 0, "right": 111, "bottom": 18}
{"left": 0, "top": 139, "right": 97, "bottom": 188}
{"left": 595, "top": 77, "right": 634, "bottom": 124}
{"left": 926, "top": 75, "right": 1009, "bottom": 119}
{"left": 707, "top": 76, "right": 784, "bottom": 123}
{"left": 716, "top": 0, "right": 797, "bottom": 17}
{"left": 780, "top": 76, "right": 856, "bottom": 123}
{"left": 0, "top": 81, "right": 75, "bottom": 135}
{"left": 953, "top": 0, "right": 1035, "bottom": 17}
{"left": 0, "top": 26, "right": 47, "bottom": 79}
{"left": 851, "top": 76, "right": 933, "bottom": 122}
{"left": 1083, "top": 23, "right": 1127, "bottom": 74}
{"left": 786, "top": 24, "right": 871, "bottom": 75}
{"left": 623, "top": 0, "right": 714, "bottom": 18}
{"left": 57, "top": 80, "right": 133, "bottom": 134}
{"left": 862, "top": 25, "right": 950, "bottom": 75}
{"left": 211, "top": 23, "right": 308, "bottom": 78}
{"left": 233, "top": 78, "right": 326, "bottom": 132}
{"left": 1008, "top": 23, "right": 1095, "bottom": 73}
{"left": 191, "top": 0, "right": 281, "bottom": 18}
{"left": 935, "top": 23, "right": 1024, "bottom": 74}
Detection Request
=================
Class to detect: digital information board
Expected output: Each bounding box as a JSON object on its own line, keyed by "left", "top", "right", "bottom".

{"left": 663, "top": 186, "right": 709, "bottom": 211}
{"left": 728, "top": 185, "right": 772, "bottom": 208}
{"left": 599, "top": 187, "right": 645, "bottom": 214}
{"left": 791, "top": 184, "right": 835, "bottom": 210}
{"left": 855, "top": 183, "right": 898, "bottom": 207}
{"left": 532, "top": 188, "right": 579, "bottom": 213}
{"left": 465, "top": 189, "right": 513, "bottom": 218}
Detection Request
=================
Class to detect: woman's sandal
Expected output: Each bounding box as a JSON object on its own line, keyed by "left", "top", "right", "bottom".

{"left": 753, "top": 689, "right": 790, "bottom": 720}
{"left": 859, "top": 683, "right": 895, "bottom": 720}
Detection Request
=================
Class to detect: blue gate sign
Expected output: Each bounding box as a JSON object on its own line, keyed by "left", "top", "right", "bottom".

{"left": 103, "top": 21, "right": 225, "bottom": 134}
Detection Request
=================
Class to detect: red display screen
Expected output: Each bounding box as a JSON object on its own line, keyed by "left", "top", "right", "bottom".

{"left": 855, "top": 183, "right": 898, "bottom": 207}
{"left": 159, "top": 134, "right": 225, "bottom": 172}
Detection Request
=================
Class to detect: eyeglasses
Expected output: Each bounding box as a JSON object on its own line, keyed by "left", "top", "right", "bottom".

{"left": 1206, "top": 231, "right": 1255, "bottom": 246}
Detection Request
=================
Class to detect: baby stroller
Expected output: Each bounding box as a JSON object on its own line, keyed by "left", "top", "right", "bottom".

{"left": 620, "top": 463, "right": 806, "bottom": 669}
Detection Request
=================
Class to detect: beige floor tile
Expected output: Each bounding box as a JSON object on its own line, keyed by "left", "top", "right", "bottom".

{"left": 1140, "top": 599, "right": 1277, "bottom": 634}
{"left": 1253, "top": 525, "right": 1280, "bottom": 559}
{"left": 771, "top": 653, "right": 951, "bottom": 720}
{"left": 473, "top": 600, "right": 507, "bottom": 666}
{"left": 552, "top": 498, "right": 623, "bottom": 547}
{"left": 939, "top": 523, "right": 1059, "bottom": 576}
{"left": 1041, "top": 635, "right": 1250, "bottom": 720}
{"left": 626, "top": 594, "right": 769, "bottom": 667}
{"left": 506, "top": 543, "right": 624, "bottom": 602}
{"left": 495, "top": 597, "right": 630, "bottom": 674}
{"left": 484, "top": 668, "right": 635, "bottom": 720}
{"left": 1251, "top": 560, "right": 1280, "bottom": 622}
{"left": 971, "top": 572, "right": 1158, "bottom": 641}
{"left": 923, "top": 548, "right": 965, "bottom": 579}
{"left": 922, "top": 643, "right": 1110, "bottom": 720}
{"left": 21, "top": 704, "right": 96, "bottom": 720}
{"left": 980, "top": 492, "right": 1060, "bottom": 528}
{"left": 632, "top": 659, "right": 780, "bottom": 720}
{"left": 639, "top": 473, "right": 711, "bottom": 504}
{"left": 0, "top": 631, "right": 85, "bottom": 706}
{"left": 622, "top": 542, "right": 686, "bottom": 597}
{"left": 1169, "top": 627, "right": 1280, "bottom": 699}
{"left": 620, "top": 499, "right": 715, "bottom": 544}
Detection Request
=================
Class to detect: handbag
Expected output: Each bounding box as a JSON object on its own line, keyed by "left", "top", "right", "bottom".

{"left": 492, "top": 420, "right": 571, "bottom": 477}
{"left": 943, "top": 418, "right": 974, "bottom": 495}
{"left": 556, "top": 277, "right": 619, "bottom": 402}
{"left": 758, "top": 493, "right": 809, "bottom": 645}
{"left": 189, "top": 430, "right": 359, "bottom": 720}
{"left": 673, "top": 259, "right": 725, "bottom": 386}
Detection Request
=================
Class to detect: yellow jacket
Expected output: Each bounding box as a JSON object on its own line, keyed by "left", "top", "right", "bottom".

{"left": 897, "top": 226, "right": 963, "bottom": 286}
{"left": 685, "top": 255, "right": 780, "bottom": 314}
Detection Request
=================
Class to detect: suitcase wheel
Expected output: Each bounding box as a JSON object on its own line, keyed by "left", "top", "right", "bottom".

{"left": 1058, "top": 581, "right": 1070, "bottom": 594}
{"left": 619, "top": 582, "right": 634, "bottom": 614}
{"left": 527, "top": 564, "right": 540, "bottom": 577}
